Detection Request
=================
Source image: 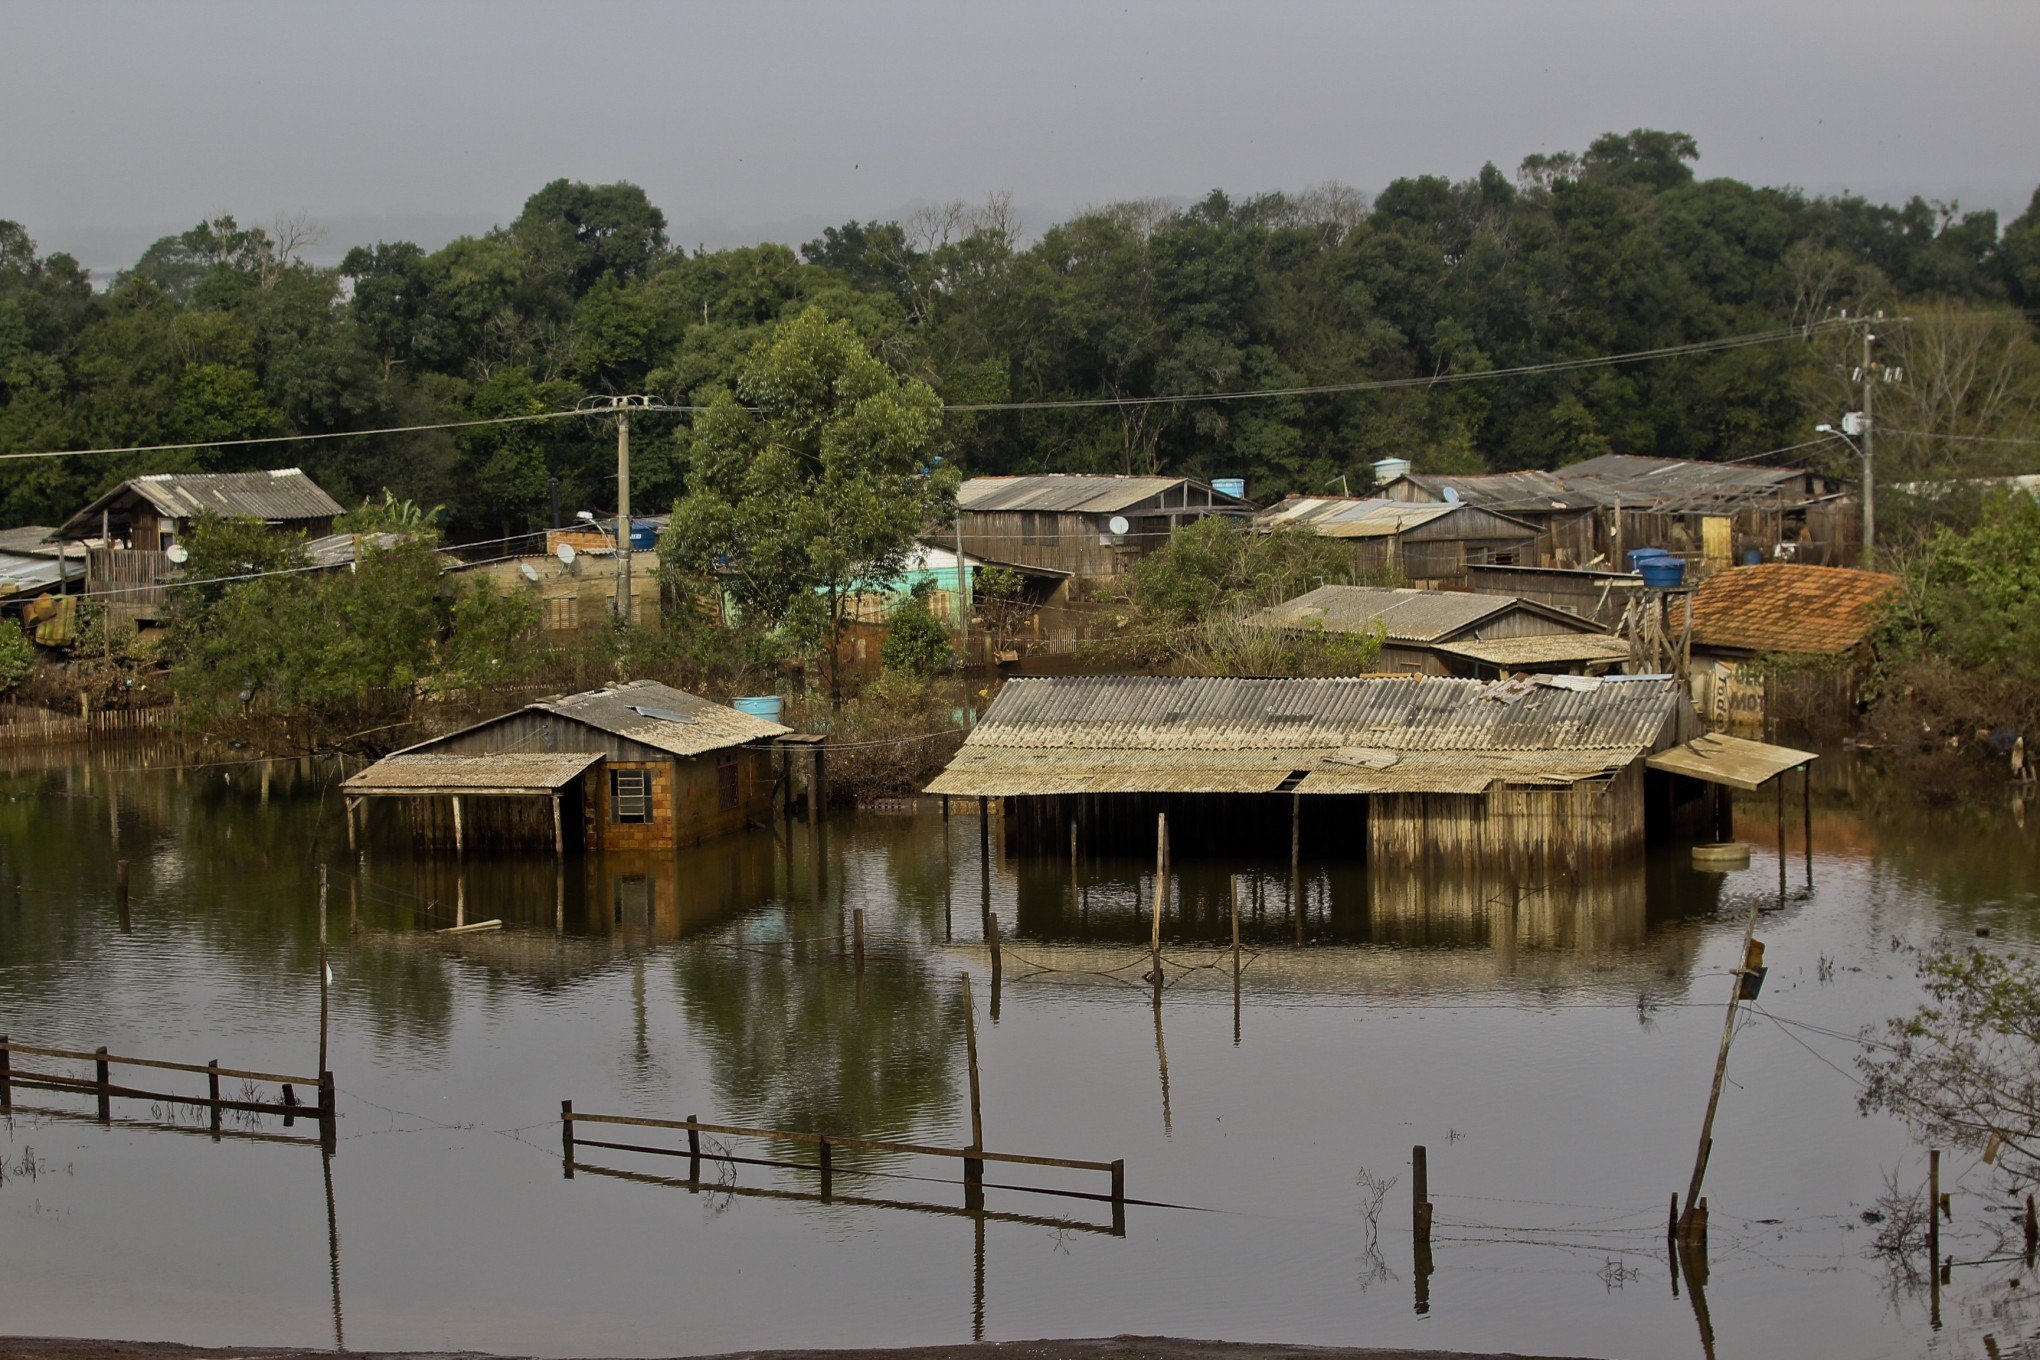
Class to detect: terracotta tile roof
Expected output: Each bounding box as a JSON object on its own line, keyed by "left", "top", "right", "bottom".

{"left": 1688, "top": 564, "right": 1899, "bottom": 655}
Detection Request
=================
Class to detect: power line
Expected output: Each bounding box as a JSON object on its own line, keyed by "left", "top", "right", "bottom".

{"left": 1880, "top": 429, "right": 2040, "bottom": 448}
{"left": 0, "top": 408, "right": 637, "bottom": 464}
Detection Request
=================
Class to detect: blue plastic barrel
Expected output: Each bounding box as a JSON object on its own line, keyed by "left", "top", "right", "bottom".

{"left": 1638, "top": 558, "right": 1687, "bottom": 588}
{"left": 1626, "top": 547, "right": 1670, "bottom": 570}
{"left": 732, "top": 695, "right": 784, "bottom": 724}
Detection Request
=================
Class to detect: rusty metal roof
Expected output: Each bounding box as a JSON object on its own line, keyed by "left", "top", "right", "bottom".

{"left": 344, "top": 752, "right": 602, "bottom": 795}
{"left": 1434, "top": 635, "right": 1634, "bottom": 667}
{"left": 60, "top": 468, "right": 344, "bottom": 537}
{"left": 1645, "top": 733, "right": 1816, "bottom": 790}
{"left": 532, "top": 680, "right": 789, "bottom": 757}
{"left": 958, "top": 474, "right": 1250, "bottom": 515}
{"left": 1689, "top": 564, "right": 1900, "bottom": 655}
{"left": 926, "top": 674, "right": 1685, "bottom": 797}
{"left": 1246, "top": 585, "right": 1598, "bottom": 643}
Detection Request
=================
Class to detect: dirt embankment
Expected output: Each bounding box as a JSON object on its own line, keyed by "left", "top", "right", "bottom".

{"left": 0, "top": 1337, "right": 1603, "bottom": 1360}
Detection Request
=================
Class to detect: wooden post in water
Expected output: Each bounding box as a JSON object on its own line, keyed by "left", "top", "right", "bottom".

{"left": 1801, "top": 764, "right": 1814, "bottom": 890}
{"left": 1412, "top": 1143, "right": 1433, "bottom": 1315}
{"left": 1929, "top": 1148, "right": 1941, "bottom": 1268}
{"left": 1230, "top": 874, "right": 1243, "bottom": 979}
{"left": 818, "top": 1135, "right": 834, "bottom": 1201}
{"left": 961, "top": 971, "right": 984, "bottom": 1196}
{"left": 1291, "top": 792, "right": 1301, "bottom": 872}
{"left": 1149, "top": 812, "right": 1167, "bottom": 994}
{"left": 345, "top": 797, "right": 357, "bottom": 854}
{"left": 853, "top": 907, "right": 867, "bottom": 975}
{"left": 1775, "top": 775, "right": 1786, "bottom": 898}
{"left": 2024, "top": 1194, "right": 2036, "bottom": 1265}
{"left": 208, "top": 1060, "right": 221, "bottom": 1133}
{"left": 0, "top": 1035, "right": 9, "bottom": 1108}
{"left": 1111, "top": 1159, "right": 1126, "bottom": 1235}
{"left": 560, "top": 1100, "right": 575, "bottom": 1175}
{"left": 115, "top": 858, "right": 129, "bottom": 933}
{"left": 941, "top": 793, "right": 950, "bottom": 821}
{"left": 687, "top": 1116, "right": 701, "bottom": 1183}
{"left": 317, "top": 864, "right": 331, "bottom": 1085}
{"left": 810, "top": 744, "right": 826, "bottom": 828}
{"left": 1677, "top": 888, "right": 1765, "bottom": 1243}
{"left": 451, "top": 795, "right": 465, "bottom": 858}
{"left": 95, "top": 1045, "right": 110, "bottom": 1121}
{"left": 978, "top": 796, "right": 990, "bottom": 860}
{"left": 987, "top": 912, "right": 1003, "bottom": 989}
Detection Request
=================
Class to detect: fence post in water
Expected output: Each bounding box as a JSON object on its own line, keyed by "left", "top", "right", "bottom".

{"left": 810, "top": 744, "right": 826, "bottom": 827}
{"left": 978, "top": 796, "right": 990, "bottom": 859}
{"left": 942, "top": 793, "right": 950, "bottom": 821}
{"left": 986, "top": 912, "right": 1003, "bottom": 988}
{"left": 1230, "top": 875, "right": 1242, "bottom": 979}
{"left": 1149, "top": 813, "right": 1167, "bottom": 993}
{"left": 819, "top": 1135, "right": 834, "bottom": 1201}
{"left": 208, "top": 1060, "right": 221, "bottom": 1132}
{"left": 1801, "top": 764, "right": 1814, "bottom": 889}
{"left": 115, "top": 858, "right": 129, "bottom": 924}
{"left": 961, "top": 971, "right": 984, "bottom": 1197}
{"left": 0, "top": 1036, "right": 9, "bottom": 1107}
{"left": 688, "top": 1117, "right": 701, "bottom": 1183}
{"left": 317, "top": 864, "right": 331, "bottom": 1085}
{"left": 853, "top": 908, "right": 866, "bottom": 975}
{"left": 1111, "top": 1159, "right": 1126, "bottom": 1235}
{"left": 1929, "top": 1149, "right": 1941, "bottom": 1267}
{"left": 560, "top": 1100, "right": 575, "bottom": 1175}
{"left": 2025, "top": 1194, "right": 2036, "bottom": 1265}
{"left": 1412, "top": 1144, "right": 1430, "bottom": 1243}
{"left": 95, "top": 1046, "right": 110, "bottom": 1121}
{"left": 451, "top": 795, "right": 465, "bottom": 858}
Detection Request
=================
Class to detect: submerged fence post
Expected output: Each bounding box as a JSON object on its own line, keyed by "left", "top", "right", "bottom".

{"left": 208, "top": 1060, "right": 221, "bottom": 1132}
{"left": 1413, "top": 1143, "right": 1434, "bottom": 1316}
{"left": 853, "top": 908, "right": 866, "bottom": 976}
{"left": 0, "top": 1035, "right": 9, "bottom": 1107}
{"left": 961, "top": 971, "right": 984, "bottom": 1198}
{"left": 115, "top": 859, "right": 129, "bottom": 932}
{"left": 560, "top": 1100, "right": 575, "bottom": 1176}
{"left": 819, "top": 1135, "right": 834, "bottom": 1201}
{"left": 1149, "top": 813, "right": 1167, "bottom": 993}
{"left": 1111, "top": 1159, "right": 1126, "bottom": 1235}
{"left": 987, "top": 912, "right": 1002, "bottom": 989}
{"left": 95, "top": 1046, "right": 110, "bottom": 1121}
{"left": 688, "top": 1117, "right": 701, "bottom": 1183}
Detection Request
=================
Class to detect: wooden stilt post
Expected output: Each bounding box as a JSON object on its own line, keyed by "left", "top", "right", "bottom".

{"left": 1775, "top": 775, "right": 1786, "bottom": 898}
{"left": 978, "top": 796, "right": 990, "bottom": 860}
{"left": 344, "top": 797, "right": 358, "bottom": 854}
{"left": 1111, "top": 1158, "right": 1126, "bottom": 1235}
{"left": 942, "top": 793, "right": 950, "bottom": 821}
{"left": 0, "top": 1035, "right": 9, "bottom": 1107}
{"left": 2024, "top": 1194, "right": 2036, "bottom": 1265}
{"left": 1413, "top": 1143, "right": 1434, "bottom": 1315}
{"left": 818, "top": 1135, "right": 834, "bottom": 1200}
{"left": 1801, "top": 764, "right": 1813, "bottom": 889}
{"left": 560, "top": 1100, "right": 575, "bottom": 1175}
{"left": 1291, "top": 792, "right": 1301, "bottom": 872}
{"left": 986, "top": 912, "right": 1002, "bottom": 989}
{"left": 1230, "top": 873, "right": 1243, "bottom": 980}
{"left": 552, "top": 795, "right": 564, "bottom": 857}
{"left": 95, "top": 1045, "right": 110, "bottom": 1121}
{"left": 1149, "top": 812, "right": 1167, "bottom": 994}
{"left": 1929, "top": 1148, "right": 1941, "bottom": 1267}
{"left": 687, "top": 1116, "right": 701, "bottom": 1183}
{"left": 853, "top": 907, "right": 866, "bottom": 975}
{"left": 451, "top": 795, "right": 465, "bottom": 858}
{"left": 208, "top": 1060, "right": 221, "bottom": 1132}
{"left": 961, "top": 971, "right": 984, "bottom": 1196}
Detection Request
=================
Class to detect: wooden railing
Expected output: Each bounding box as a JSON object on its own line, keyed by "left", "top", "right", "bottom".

{"left": 0, "top": 1036, "right": 331, "bottom": 1127}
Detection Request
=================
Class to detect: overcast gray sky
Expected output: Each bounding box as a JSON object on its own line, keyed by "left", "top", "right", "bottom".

{"left": 6, "top": 0, "right": 2037, "bottom": 275}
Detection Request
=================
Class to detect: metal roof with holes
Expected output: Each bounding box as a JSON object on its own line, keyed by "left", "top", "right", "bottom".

{"left": 958, "top": 474, "right": 1252, "bottom": 515}
{"left": 1254, "top": 497, "right": 1537, "bottom": 540}
{"left": 1245, "top": 585, "right": 1599, "bottom": 643}
{"left": 59, "top": 468, "right": 345, "bottom": 537}
{"left": 925, "top": 674, "right": 1688, "bottom": 796}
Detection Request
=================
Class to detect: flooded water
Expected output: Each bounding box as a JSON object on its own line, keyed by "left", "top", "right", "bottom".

{"left": 2, "top": 745, "right": 2038, "bottom": 1359}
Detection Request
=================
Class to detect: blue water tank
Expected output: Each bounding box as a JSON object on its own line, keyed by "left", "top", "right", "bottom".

{"left": 629, "top": 520, "right": 660, "bottom": 550}
{"left": 732, "top": 695, "right": 784, "bottom": 724}
{"left": 1739, "top": 548, "right": 1764, "bottom": 567}
{"left": 1212, "top": 477, "right": 1247, "bottom": 500}
{"left": 1626, "top": 547, "right": 1670, "bottom": 570}
{"left": 1638, "top": 557, "right": 1687, "bottom": 588}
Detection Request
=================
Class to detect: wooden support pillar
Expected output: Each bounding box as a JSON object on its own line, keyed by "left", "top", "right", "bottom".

{"left": 208, "top": 1060, "right": 222, "bottom": 1133}
{"left": 1149, "top": 813, "right": 1167, "bottom": 993}
{"left": 853, "top": 908, "right": 866, "bottom": 975}
{"left": 1801, "top": 764, "right": 1813, "bottom": 890}
{"left": 942, "top": 793, "right": 950, "bottom": 821}
{"left": 344, "top": 797, "right": 357, "bottom": 854}
{"left": 552, "top": 795, "right": 564, "bottom": 857}
{"left": 987, "top": 911, "right": 1002, "bottom": 990}
{"left": 450, "top": 795, "right": 465, "bottom": 857}
{"left": 978, "top": 796, "right": 990, "bottom": 860}
{"left": 317, "top": 864, "right": 330, "bottom": 1084}
{"left": 560, "top": 1100, "right": 575, "bottom": 1176}
{"left": 781, "top": 746, "right": 793, "bottom": 822}
{"left": 809, "top": 743, "right": 826, "bottom": 827}
{"left": 818, "top": 1136, "right": 834, "bottom": 1201}
{"left": 960, "top": 971, "right": 984, "bottom": 1197}
{"left": 1775, "top": 775, "right": 1786, "bottom": 898}
{"left": 95, "top": 1045, "right": 110, "bottom": 1121}
{"left": 687, "top": 1116, "right": 702, "bottom": 1183}
{"left": 0, "top": 1035, "right": 10, "bottom": 1108}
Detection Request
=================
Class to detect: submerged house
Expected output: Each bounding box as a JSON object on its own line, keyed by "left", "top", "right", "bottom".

{"left": 927, "top": 674, "right": 1809, "bottom": 871}
{"left": 1245, "top": 585, "right": 1631, "bottom": 677}
{"left": 342, "top": 681, "right": 795, "bottom": 854}
{"left": 939, "top": 474, "right": 1254, "bottom": 586}
{"left": 1685, "top": 563, "right": 1900, "bottom": 733}
{"left": 1254, "top": 497, "right": 1539, "bottom": 587}
{"left": 56, "top": 468, "right": 345, "bottom": 625}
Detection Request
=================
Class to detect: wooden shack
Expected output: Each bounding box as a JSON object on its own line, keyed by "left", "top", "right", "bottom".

{"left": 343, "top": 681, "right": 795, "bottom": 854}
{"left": 1685, "top": 564, "right": 1899, "bottom": 734}
{"left": 938, "top": 474, "right": 1254, "bottom": 586}
{"left": 1245, "top": 584, "right": 1630, "bottom": 677}
{"left": 926, "top": 675, "right": 1811, "bottom": 872}
{"left": 1254, "top": 497, "right": 1539, "bottom": 587}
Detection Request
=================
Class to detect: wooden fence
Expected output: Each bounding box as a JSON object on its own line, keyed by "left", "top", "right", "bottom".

{"left": 0, "top": 1036, "right": 331, "bottom": 1130}
{"left": 0, "top": 701, "right": 178, "bottom": 748}
{"left": 560, "top": 1103, "right": 1123, "bottom": 1225}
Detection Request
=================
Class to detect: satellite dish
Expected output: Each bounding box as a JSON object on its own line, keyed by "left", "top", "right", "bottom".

{"left": 1108, "top": 515, "right": 1131, "bottom": 536}
{"left": 519, "top": 561, "right": 540, "bottom": 582}
{"left": 556, "top": 543, "right": 577, "bottom": 565}
{"left": 164, "top": 544, "right": 190, "bottom": 564}
{"left": 1442, "top": 486, "right": 1462, "bottom": 504}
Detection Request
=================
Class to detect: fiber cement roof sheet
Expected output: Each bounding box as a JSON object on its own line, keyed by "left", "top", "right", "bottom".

{"left": 60, "top": 468, "right": 345, "bottom": 537}
{"left": 344, "top": 752, "right": 602, "bottom": 794}
{"left": 1435, "top": 635, "right": 1634, "bottom": 666}
{"left": 959, "top": 475, "right": 1241, "bottom": 515}
{"left": 1645, "top": 733, "right": 1816, "bottom": 791}
{"left": 1246, "top": 585, "right": 1513, "bottom": 641}
{"left": 532, "top": 679, "right": 790, "bottom": 757}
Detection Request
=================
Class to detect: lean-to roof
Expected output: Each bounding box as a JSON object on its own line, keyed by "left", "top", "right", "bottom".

{"left": 343, "top": 752, "right": 603, "bottom": 795}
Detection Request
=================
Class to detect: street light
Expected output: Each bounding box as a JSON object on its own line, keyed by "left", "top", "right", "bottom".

{"left": 1815, "top": 422, "right": 1874, "bottom": 564}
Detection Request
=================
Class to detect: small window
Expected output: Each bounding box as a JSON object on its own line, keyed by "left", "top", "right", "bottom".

{"left": 717, "top": 751, "right": 740, "bottom": 809}
{"left": 610, "top": 767, "right": 651, "bottom": 823}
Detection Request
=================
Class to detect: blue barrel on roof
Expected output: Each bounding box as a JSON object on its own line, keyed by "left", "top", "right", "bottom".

{"left": 1638, "top": 557, "right": 1687, "bottom": 588}
{"left": 732, "top": 695, "right": 784, "bottom": 724}
{"left": 629, "top": 520, "right": 661, "bottom": 550}
{"left": 1626, "top": 547, "right": 1670, "bottom": 570}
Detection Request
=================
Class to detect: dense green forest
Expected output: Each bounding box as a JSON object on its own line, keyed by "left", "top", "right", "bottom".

{"left": 3, "top": 129, "right": 2037, "bottom": 538}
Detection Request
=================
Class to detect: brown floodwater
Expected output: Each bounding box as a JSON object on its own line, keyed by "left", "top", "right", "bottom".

{"left": 1, "top": 743, "right": 2037, "bottom": 1359}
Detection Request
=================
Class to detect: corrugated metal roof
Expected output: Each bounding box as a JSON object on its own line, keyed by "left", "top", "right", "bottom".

{"left": 304, "top": 531, "right": 417, "bottom": 570}
{"left": 927, "top": 674, "right": 1685, "bottom": 796}
{"left": 1247, "top": 585, "right": 1517, "bottom": 642}
{"left": 344, "top": 752, "right": 603, "bottom": 794}
{"left": 1255, "top": 497, "right": 1538, "bottom": 541}
{"left": 0, "top": 526, "right": 67, "bottom": 556}
{"left": 0, "top": 552, "right": 83, "bottom": 597}
{"left": 60, "top": 468, "right": 344, "bottom": 537}
{"left": 958, "top": 474, "right": 1249, "bottom": 515}
{"left": 1689, "top": 564, "right": 1899, "bottom": 655}
{"left": 1435, "top": 635, "right": 1633, "bottom": 666}
{"left": 533, "top": 680, "right": 789, "bottom": 757}
{"left": 1389, "top": 471, "right": 1600, "bottom": 512}
{"left": 1561, "top": 454, "right": 1804, "bottom": 492}
{"left": 1645, "top": 733, "right": 1816, "bottom": 790}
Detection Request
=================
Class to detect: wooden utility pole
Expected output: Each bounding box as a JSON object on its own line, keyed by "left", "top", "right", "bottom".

{"left": 1149, "top": 813, "right": 1168, "bottom": 990}
{"left": 961, "top": 971, "right": 984, "bottom": 1193}
{"left": 614, "top": 401, "right": 633, "bottom": 621}
{"left": 1861, "top": 327, "right": 1877, "bottom": 567}
{"left": 1677, "top": 888, "right": 1765, "bottom": 1241}
{"left": 317, "top": 864, "right": 331, "bottom": 1083}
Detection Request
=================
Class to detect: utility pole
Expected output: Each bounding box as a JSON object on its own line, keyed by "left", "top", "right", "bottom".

{"left": 614, "top": 401, "right": 632, "bottom": 622}
{"left": 955, "top": 511, "right": 971, "bottom": 726}
{"left": 1860, "top": 328, "right": 1877, "bottom": 567}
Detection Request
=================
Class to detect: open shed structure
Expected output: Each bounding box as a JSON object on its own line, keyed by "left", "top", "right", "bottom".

{"left": 343, "top": 681, "right": 795, "bottom": 854}
{"left": 927, "top": 675, "right": 1806, "bottom": 871}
